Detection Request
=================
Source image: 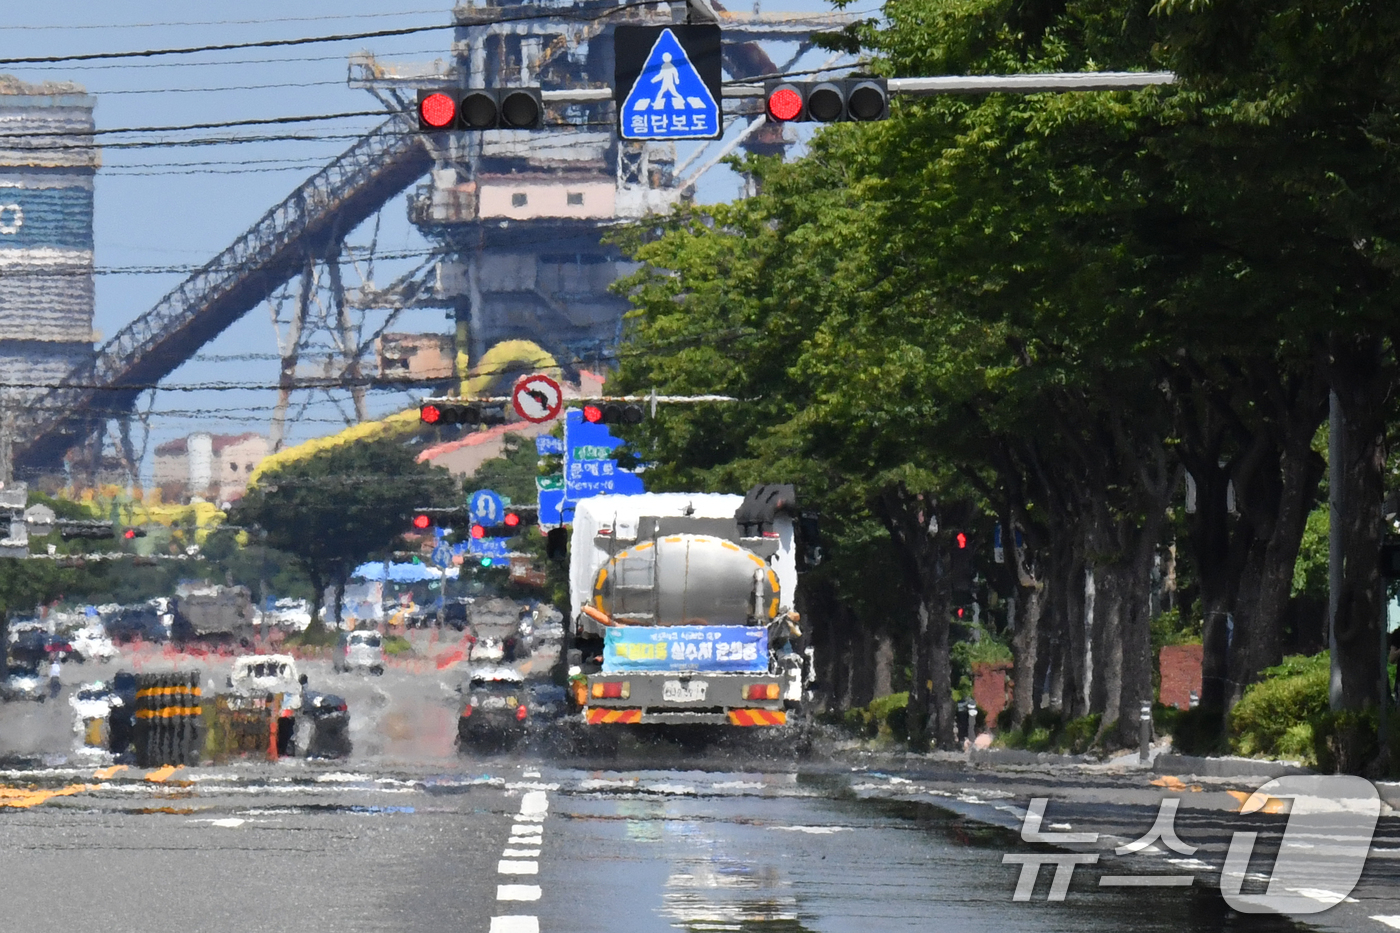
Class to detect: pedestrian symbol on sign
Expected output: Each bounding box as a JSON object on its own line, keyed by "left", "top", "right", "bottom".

{"left": 619, "top": 28, "right": 720, "bottom": 140}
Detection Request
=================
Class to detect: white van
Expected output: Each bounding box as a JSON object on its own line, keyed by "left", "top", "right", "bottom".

{"left": 334, "top": 630, "right": 385, "bottom": 675}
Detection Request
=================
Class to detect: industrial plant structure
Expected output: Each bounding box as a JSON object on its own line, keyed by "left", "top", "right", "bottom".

{"left": 6, "top": 0, "right": 847, "bottom": 485}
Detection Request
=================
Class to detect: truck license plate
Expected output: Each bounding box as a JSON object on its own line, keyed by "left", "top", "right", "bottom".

{"left": 663, "top": 680, "right": 707, "bottom": 703}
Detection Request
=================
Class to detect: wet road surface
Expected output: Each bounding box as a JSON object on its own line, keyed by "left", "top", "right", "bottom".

{"left": 0, "top": 641, "right": 1358, "bottom": 932}
{"left": 0, "top": 759, "right": 1310, "bottom": 933}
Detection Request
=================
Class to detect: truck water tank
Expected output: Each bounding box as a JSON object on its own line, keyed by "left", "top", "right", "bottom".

{"left": 592, "top": 534, "right": 780, "bottom": 626}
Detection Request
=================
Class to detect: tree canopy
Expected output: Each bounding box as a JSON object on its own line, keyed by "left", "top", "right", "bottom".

{"left": 230, "top": 436, "right": 458, "bottom": 626}
{"left": 608, "top": 0, "right": 1400, "bottom": 752}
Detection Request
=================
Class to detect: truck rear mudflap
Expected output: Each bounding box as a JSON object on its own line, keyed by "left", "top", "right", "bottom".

{"left": 583, "top": 707, "right": 787, "bottom": 726}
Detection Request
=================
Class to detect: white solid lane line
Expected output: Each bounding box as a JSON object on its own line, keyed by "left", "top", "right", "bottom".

{"left": 489, "top": 917, "right": 539, "bottom": 933}
{"left": 498, "top": 885, "right": 542, "bottom": 902}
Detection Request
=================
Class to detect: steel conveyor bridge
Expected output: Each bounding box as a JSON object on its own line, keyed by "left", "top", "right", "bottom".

{"left": 15, "top": 116, "right": 432, "bottom": 472}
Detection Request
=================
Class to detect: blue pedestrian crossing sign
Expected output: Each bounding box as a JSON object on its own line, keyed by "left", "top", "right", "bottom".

{"left": 615, "top": 25, "right": 722, "bottom": 141}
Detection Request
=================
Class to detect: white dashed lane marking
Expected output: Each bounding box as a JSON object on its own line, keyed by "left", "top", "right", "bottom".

{"left": 489, "top": 917, "right": 539, "bottom": 933}
{"left": 492, "top": 786, "right": 549, "bottom": 930}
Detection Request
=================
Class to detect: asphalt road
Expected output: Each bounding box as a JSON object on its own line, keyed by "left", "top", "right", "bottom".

{"left": 0, "top": 759, "right": 1314, "bottom": 933}
{"left": 0, "top": 639, "right": 1367, "bottom": 932}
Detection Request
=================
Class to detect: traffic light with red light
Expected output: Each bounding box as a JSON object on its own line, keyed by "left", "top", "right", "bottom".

{"left": 420, "top": 401, "right": 509, "bottom": 427}
{"left": 581, "top": 402, "right": 644, "bottom": 426}
{"left": 764, "top": 78, "right": 888, "bottom": 124}
{"left": 408, "top": 507, "right": 468, "bottom": 534}
{"left": 416, "top": 88, "right": 544, "bottom": 131}
{"left": 122, "top": 528, "right": 147, "bottom": 540}
{"left": 475, "top": 507, "right": 537, "bottom": 537}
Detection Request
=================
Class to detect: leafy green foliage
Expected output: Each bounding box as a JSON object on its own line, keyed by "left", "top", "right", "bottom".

{"left": 231, "top": 437, "right": 458, "bottom": 625}
{"left": 1228, "top": 652, "right": 1332, "bottom": 762}
{"left": 1292, "top": 507, "right": 1330, "bottom": 601}
{"left": 998, "top": 710, "right": 1103, "bottom": 755}
{"left": 843, "top": 691, "right": 910, "bottom": 740}
{"left": 0, "top": 493, "right": 109, "bottom": 621}
{"left": 470, "top": 433, "right": 545, "bottom": 507}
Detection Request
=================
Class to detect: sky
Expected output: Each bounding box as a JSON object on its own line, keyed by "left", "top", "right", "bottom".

{"left": 0, "top": 0, "right": 862, "bottom": 484}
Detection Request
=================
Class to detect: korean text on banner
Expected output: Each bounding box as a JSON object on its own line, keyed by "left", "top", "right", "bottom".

{"left": 603, "top": 625, "right": 769, "bottom": 673}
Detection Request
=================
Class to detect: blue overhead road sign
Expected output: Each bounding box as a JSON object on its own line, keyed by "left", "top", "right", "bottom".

{"left": 615, "top": 25, "right": 722, "bottom": 140}
{"left": 469, "top": 489, "right": 504, "bottom": 526}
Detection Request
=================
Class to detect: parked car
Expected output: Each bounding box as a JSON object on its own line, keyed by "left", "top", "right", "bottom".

{"left": 333, "top": 630, "right": 385, "bottom": 675}
{"left": 442, "top": 599, "right": 470, "bottom": 631}
{"left": 457, "top": 666, "right": 530, "bottom": 750}
{"left": 2, "top": 666, "right": 46, "bottom": 702}
{"left": 104, "top": 606, "right": 168, "bottom": 644}
{"left": 71, "top": 626, "right": 118, "bottom": 664}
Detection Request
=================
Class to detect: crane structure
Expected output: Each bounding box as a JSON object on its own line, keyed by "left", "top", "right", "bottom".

{"left": 11, "top": 0, "right": 851, "bottom": 481}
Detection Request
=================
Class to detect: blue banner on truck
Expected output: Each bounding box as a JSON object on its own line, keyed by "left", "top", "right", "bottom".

{"left": 603, "top": 625, "right": 768, "bottom": 673}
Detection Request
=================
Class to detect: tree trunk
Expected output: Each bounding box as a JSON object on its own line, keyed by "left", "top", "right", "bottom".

{"left": 1243, "top": 430, "right": 1324, "bottom": 688}
{"left": 306, "top": 568, "right": 326, "bottom": 634}
{"left": 1331, "top": 336, "right": 1389, "bottom": 712}
{"left": 908, "top": 602, "right": 931, "bottom": 748}
{"left": 1052, "top": 543, "right": 1089, "bottom": 718}
{"left": 1189, "top": 460, "right": 1242, "bottom": 714}
{"left": 1009, "top": 541, "right": 1045, "bottom": 728}
{"left": 877, "top": 484, "right": 958, "bottom": 749}
{"left": 1092, "top": 562, "right": 1123, "bottom": 726}
{"left": 333, "top": 575, "right": 346, "bottom": 629}
{"left": 928, "top": 601, "right": 954, "bottom": 748}
{"left": 1116, "top": 511, "right": 1169, "bottom": 747}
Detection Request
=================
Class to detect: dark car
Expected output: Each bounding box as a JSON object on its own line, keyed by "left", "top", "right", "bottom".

{"left": 105, "top": 607, "right": 167, "bottom": 645}
{"left": 457, "top": 667, "right": 529, "bottom": 751}
{"left": 10, "top": 630, "right": 51, "bottom": 668}
{"left": 442, "top": 600, "right": 470, "bottom": 632}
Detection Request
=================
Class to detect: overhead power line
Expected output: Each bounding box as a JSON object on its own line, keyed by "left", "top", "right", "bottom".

{"left": 16, "top": 47, "right": 451, "bottom": 71}
{"left": 0, "top": 110, "right": 388, "bottom": 139}
{"left": 99, "top": 78, "right": 349, "bottom": 96}
{"left": 0, "top": 1, "right": 661, "bottom": 66}
{"left": 0, "top": 9, "right": 448, "bottom": 31}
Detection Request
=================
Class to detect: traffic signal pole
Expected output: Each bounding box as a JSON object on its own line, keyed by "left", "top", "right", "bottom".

{"left": 528, "top": 71, "right": 1175, "bottom": 106}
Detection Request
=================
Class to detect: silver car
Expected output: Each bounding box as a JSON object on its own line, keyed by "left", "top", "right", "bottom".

{"left": 334, "top": 630, "right": 385, "bottom": 675}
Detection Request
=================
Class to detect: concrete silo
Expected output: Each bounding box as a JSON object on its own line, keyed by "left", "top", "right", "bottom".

{"left": 0, "top": 75, "right": 97, "bottom": 419}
